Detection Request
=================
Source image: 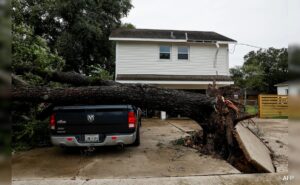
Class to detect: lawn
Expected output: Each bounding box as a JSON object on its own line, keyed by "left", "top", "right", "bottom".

{"left": 245, "top": 105, "right": 258, "bottom": 115}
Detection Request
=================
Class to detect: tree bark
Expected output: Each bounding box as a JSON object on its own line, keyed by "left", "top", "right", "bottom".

{"left": 10, "top": 84, "right": 215, "bottom": 122}
{"left": 10, "top": 83, "right": 259, "bottom": 172}
{"left": 10, "top": 84, "right": 221, "bottom": 154}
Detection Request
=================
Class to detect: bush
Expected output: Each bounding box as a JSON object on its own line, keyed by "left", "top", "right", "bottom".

{"left": 12, "top": 119, "right": 51, "bottom": 151}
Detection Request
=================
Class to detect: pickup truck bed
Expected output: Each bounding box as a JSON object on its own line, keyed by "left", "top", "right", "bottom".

{"left": 50, "top": 105, "right": 141, "bottom": 147}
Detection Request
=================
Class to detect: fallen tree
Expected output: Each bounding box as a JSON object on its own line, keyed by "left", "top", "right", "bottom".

{"left": 10, "top": 71, "right": 267, "bottom": 173}
{"left": 11, "top": 85, "right": 214, "bottom": 116}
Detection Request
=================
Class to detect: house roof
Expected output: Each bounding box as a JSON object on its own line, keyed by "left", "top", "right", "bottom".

{"left": 110, "top": 29, "right": 236, "bottom": 43}
{"left": 274, "top": 81, "right": 289, "bottom": 87}
{"left": 274, "top": 80, "right": 300, "bottom": 87}
{"left": 116, "top": 74, "right": 232, "bottom": 81}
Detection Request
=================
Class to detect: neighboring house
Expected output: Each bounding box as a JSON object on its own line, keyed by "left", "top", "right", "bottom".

{"left": 109, "top": 29, "right": 236, "bottom": 90}
{"left": 275, "top": 80, "right": 300, "bottom": 96}
{"left": 275, "top": 81, "right": 289, "bottom": 95}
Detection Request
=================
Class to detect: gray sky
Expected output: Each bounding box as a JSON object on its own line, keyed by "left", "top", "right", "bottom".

{"left": 122, "top": 0, "right": 289, "bottom": 67}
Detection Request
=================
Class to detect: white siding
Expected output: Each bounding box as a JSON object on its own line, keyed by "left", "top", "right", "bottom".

{"left": 277, "top": 86, "right": 289, "bottom": 95}
{"left": 116, "top": 41, "right": 229, "bottom": 76}
{"left": 277, "top": 85, "right": 300, "bottom": 95}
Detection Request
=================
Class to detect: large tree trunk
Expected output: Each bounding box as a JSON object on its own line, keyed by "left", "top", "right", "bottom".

{"left": 10, "top": 83, "right": 245, "bottom": 151}
{"left": 11, "top": 85, "right": 215, "bottom": 121}
{"left": 10, "top": 80, "right": 258, "bottom": 172}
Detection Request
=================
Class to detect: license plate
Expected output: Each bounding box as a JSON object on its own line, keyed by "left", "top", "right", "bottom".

{"left": 84, "top": 134, "right": 99, "bottom": 142}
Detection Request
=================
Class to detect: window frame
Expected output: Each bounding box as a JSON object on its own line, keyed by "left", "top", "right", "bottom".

{"left": 177, "top": 46, "right": 189, "bottom": 61}
{"left": 159, "top": 45, "right": 172, "bottom": 61}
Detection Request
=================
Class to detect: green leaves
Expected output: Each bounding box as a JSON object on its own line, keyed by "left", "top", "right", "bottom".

{"left": 13, "top": 119, "right": 50, "bottom": 151}
{"left": 88, "top": 64, "right": 113, "bottom": 80}
{"left": 12, "top": 0, "right": 133, "bottom": 74}
{"left": 11, "top": 0, "right": 133, "bottom": 150}
{"left": 230, "top": 48, "right": 288, "bottom": 93}
{"left": 12, "top": 22, "right": 65, "bottom": 85}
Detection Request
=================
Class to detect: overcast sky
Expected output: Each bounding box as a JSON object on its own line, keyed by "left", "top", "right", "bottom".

{"left": 122, "top": 0, "right": 289, "bottom": 67}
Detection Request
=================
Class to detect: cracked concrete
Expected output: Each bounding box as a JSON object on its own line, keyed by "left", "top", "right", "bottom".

{"left": 253, "top": 118, "right": 288, "bottom": 173}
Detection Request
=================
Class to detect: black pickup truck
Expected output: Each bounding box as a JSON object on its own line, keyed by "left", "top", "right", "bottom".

{"left": 50, "top": 105, "right": 141, "bottom": 148}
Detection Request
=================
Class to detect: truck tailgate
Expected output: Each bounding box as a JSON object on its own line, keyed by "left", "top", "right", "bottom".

{"left": 53, "top": 105, "right": 134, "bottom": 135}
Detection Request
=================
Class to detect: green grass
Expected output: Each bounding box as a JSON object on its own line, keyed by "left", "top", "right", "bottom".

{"left": 245, "top": 105, "right": 258, "bottom": 115}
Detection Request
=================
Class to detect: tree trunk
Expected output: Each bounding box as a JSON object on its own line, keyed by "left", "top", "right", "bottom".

{"left": 10, "top": 83, "right": 259, "bottom": 172}
{"left": 10, "top": 85, "right": 215, "bottom": 121}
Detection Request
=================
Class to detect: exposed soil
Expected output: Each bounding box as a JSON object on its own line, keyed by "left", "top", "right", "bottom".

{"left": 175, "top": 118, "right": 288, "bottom": 173}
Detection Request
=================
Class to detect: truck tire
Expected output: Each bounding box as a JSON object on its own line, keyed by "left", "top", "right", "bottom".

{"left": 132, "top": 126, "right": 140, "bottom": 146}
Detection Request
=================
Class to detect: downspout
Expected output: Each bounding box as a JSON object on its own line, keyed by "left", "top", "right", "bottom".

{"left": 115, "top": 42, "right": 118, "bottom": 81}
{"left": 213, "top": 42, "right": 220, "bottom": 68}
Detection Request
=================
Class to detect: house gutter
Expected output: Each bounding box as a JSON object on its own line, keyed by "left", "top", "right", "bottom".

{"left": 109, "top": 37, "right": 237, "bottom": 44}
{"left": 109, "top": 37, "right": 187, "bottom": 42}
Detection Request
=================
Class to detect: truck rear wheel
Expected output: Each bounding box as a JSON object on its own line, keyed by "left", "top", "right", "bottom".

{"left": 132, "top": 126, "right": 140, "bottom": 146}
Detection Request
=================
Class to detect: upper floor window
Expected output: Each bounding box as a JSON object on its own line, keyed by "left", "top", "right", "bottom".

{"left": 178, "top": 46, "right": 189, "bottom": 60}
{"left": 159, "top": 46, "right": 171, "bottom": 59}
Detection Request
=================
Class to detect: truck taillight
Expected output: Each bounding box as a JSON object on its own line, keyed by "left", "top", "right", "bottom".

{"left": 128, "top": 111, "right": 136, "bottom": 128}
{"left": 50, "top": 114, "right": 56, "bottom": 130}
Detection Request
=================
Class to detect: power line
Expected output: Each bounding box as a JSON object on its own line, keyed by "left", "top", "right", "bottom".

{"left": 229, "top": 42, "right": 267, "bottom": 54}
{"left": 237, "top": 43, "right": 267, "bottom": 50}
{"left": 229, "top": 44, "right": 237, "bottom": 54}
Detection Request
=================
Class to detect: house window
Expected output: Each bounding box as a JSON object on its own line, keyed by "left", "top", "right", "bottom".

{"left": 159, "top": 46, "right": 171, "bottom": 59}
{"left": 178, "top": 46, "right": 189, "bottom": 60}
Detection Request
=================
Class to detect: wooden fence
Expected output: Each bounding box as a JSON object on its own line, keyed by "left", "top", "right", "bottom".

{"left": 258, "top": 94, "right": 288, "bottom": 118}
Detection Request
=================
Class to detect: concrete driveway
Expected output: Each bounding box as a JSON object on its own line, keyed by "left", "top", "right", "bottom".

{"left": 12, "top": 118, "right": 289, "bottom": 185}
{"left": 12, "top": 119, "right": 239, "bottom": 182}
{"left": 252, "top": 118, "right": 288, "bottom": 173}
{"left": 13, "top": 173, "right": 287, "bottom": 185}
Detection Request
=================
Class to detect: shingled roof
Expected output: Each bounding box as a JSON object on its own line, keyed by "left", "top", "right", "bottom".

{"left": 110, "top": 28, "right": 236, "bottom": 42}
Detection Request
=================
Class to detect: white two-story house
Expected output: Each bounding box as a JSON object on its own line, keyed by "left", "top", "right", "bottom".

{"left": 109, "top": 28, "right": 236, "bottom": 91}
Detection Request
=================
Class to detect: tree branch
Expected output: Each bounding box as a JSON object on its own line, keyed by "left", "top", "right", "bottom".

{"left": 13, "top": 65, "right": 117, "bottom": 86}
{"left": 11, "top": 74, "right": 29, "bottom": 87}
